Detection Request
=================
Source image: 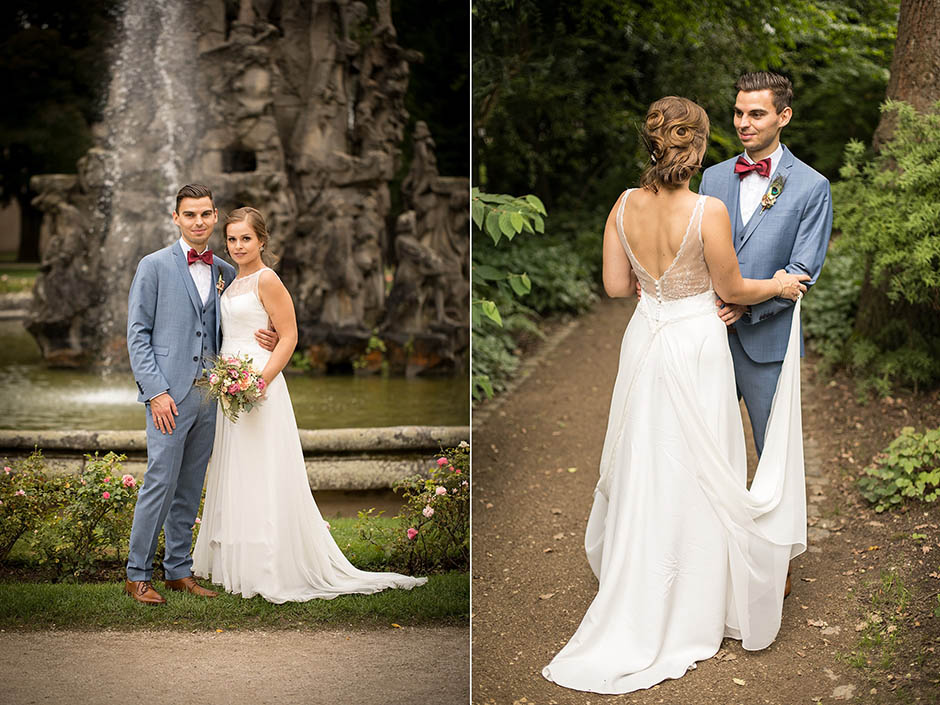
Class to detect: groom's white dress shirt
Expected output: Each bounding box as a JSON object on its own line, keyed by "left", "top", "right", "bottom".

{"left": 738, "top": 143, "right": 783, "bottom": 224}
{"left": 179, "top": 237, "right": 212, "bottom": 305}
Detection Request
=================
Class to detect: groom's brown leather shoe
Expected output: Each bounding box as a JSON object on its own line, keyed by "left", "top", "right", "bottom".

{"left": 125, "top": 580, "right": 167, "bottom": 605}
{"left": 164, "top": 575, "right": 218, "bottom": 598}
{"left": 784, "top": 569, "right": 792, "bottom": 599}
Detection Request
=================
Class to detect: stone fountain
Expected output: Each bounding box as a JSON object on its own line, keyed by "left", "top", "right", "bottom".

{"left": 27, "top": 0, "right": 468, "bottom": 376}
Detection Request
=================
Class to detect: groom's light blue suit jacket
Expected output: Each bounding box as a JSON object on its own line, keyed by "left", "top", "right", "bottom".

{"left": 127, "top": 243, "right": 236, "bottom": 404}
{"left": 699, "top": 145, "right": 833, "bottom": 363}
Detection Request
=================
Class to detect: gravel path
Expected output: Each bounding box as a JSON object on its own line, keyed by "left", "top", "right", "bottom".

{"left": 0, "top": 626, "right": 468, "bottom": 705}
{"left": 471, "top": 296, "right": 875, "bottom": 704}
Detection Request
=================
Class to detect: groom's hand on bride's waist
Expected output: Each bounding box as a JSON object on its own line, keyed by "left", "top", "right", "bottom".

{"left": 150, "top": 392, "right": 179, "bottom": 435}
{"left": 715, "top": 298, "right": 747, "bottom": 326}
{"left": 255, "top": 326, "right": 279, "bottom": 352}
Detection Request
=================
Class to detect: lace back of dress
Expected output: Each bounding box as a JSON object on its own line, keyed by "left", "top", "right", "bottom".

{"left": 616, "top": 190, "right": 712, "bottom": 301}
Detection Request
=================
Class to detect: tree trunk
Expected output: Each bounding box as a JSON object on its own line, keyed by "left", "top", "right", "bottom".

{"left": 856, "top": 0, "right": 940, "bottom": 356}
{"left": 872, "top": 0, "right": 940, "bottom": 149}
{"left": 16, "top": 192, "right": 42, "bottom": 263}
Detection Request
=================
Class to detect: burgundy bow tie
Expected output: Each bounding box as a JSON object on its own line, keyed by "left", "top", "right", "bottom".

{"left": 187, "top": 248, "right": 213, "bottom": 266}
{"left": 734, "top": 156, "right": 771, "bottom": 179}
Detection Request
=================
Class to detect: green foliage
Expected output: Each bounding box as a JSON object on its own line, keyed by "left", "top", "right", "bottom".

{"left": 28, "top": 452, "right": 138, "bottom": 579}
{"left": 828, "top": 101, "right": 940, "bottom": 394}
{"left": 473, "top": 0, "right": 896, "bottom": 209}
{"left": 356, "top": 443, "right": 469, "bottom": 573}
{"left": 471, "top": 189, "right": 545, "bottom": 399}
{"left": 802, "top": 239, "right": 862, "bottom": 373}
{"left": 858, "top": 427, "right": 940, "bottom": 513}
{"left": 0, "top": 451, "right": 63, "bottom": 561}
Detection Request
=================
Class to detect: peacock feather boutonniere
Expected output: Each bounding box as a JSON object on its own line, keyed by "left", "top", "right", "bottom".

{"left": 760, "top": 173, "right": 787, "bottom": 213}
{"left": 216, "top": 273, "right": 225, "bottom": 296}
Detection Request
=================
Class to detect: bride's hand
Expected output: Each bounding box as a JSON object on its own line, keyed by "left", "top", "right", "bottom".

{"left": 773, "top": 269, "right": 810, "bottom": 301}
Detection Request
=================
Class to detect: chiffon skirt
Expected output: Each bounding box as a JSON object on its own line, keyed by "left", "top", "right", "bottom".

{"left": 542, "top": 290, "right": 806, "bottom": 693}
{"left": 192, "top": 371, "right": 427, "bottom": 603}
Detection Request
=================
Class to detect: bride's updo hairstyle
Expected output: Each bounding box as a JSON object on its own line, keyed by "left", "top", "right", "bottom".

{"left": 223, "top": 206, "right": 279, "bottom": 265}
{"left": 639, "top": 96, "right": 710, "bottom": 193}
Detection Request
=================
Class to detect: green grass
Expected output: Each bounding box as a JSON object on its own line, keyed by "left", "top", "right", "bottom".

{"left": 0, "top": 572, "right": 468, "bottom": 630}
{"left": 0, "top": 266, "right": 36, "bottom": 293}
{"left": 843, "top": 569, "right": 911, "bottom": 670}
{"left": 0, "top": 517, "right": 469, "bottom": 630}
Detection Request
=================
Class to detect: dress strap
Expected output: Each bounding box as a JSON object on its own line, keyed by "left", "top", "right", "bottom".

{"left": 615, "top": 188, "right": 635, "bottom": 257}
{"left": 693, "top": 195, "right": 707, "bottom": 245}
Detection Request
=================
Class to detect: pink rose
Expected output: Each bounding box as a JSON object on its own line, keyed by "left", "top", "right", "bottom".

{"left": 422, "top": 505, "right": 434, "bottom": 518}
{"left": 195, "top": 517, "right": 201, "bottom": 524}
{"left": 462, "top": 481, "right": 468, "bottom": 486}
{"left": 324, "top": 521, "right": 331, "bottom": 529}
{"left": 209, "top": 374, "right": 219, "bottom": 385}
{"left": 406, "top": 528, "right": 418, "bottom": 540}
{"left": 3, "top": 466, "right": 10, "bottom": 474}
{"left": 257, "top": 379, "right": 267, "bottom": 391}
{"left": 122, "top": 474, "right": 136, "bottom": 488}
{"left": 15, "top": 489, "right": 25, "bottom": 496}
{"left": 104, "top": 476, "right": 111, "bottom": 483}
{"left": 455, "top": 469, "right": 462, "bottom": 474}
{"left": 437, "top": 457, "right": 448, "bottom": 466}
{"left": 451, "top": 488, "right": 457, "bottom": 494}
{"left": 102, "top": 491, "right": 110, "bottom": 499}
{"left": 435, "top": 486, "right": 447, "bottom": 496}
{"left": 238, "top": 380, "right": 249, "bottom": 391}
{"left": 227, "top": 384, "right": 240, "bottom": 395}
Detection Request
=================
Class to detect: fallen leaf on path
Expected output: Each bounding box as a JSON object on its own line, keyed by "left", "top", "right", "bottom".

{"left": 796, "top": 650, "right": 806, "bottom": 657}
{"left": 567, "top": 467, "right": 578, "bottom": 473}
{"left": 714, "top": 649, "right": 737, "bottom": 662}
{"left": 923, "top": 545, "right": 932, "bottom": 554}
{"left": 855, "top": 622, "right": 868, "bottom": 631}
{"left": 866, "top": 545, "right": 880, "bottom": 551}
{"left": 801, "top": 577, "right": 817, "bottom": 582}
{"left": 807, "top": 619, "right": 828, "bottom": 628}
{"left": 553, "top": 532, "right": 565, "bottom": 540}
{"left": 391, "top": 623, "right": 402, "bottom": 629}
{"left": 486, "top": 503, "right": 494, "bottom": 509}
{"left": 551, "top": 508, "right": 562, "bottom": 514}
{"left": 732, "top": 678, "right": 746, "bottom": 686}
{"left": 543, "top": 548, "right": 553, "bottom": 553}
{"left": 539, "top": 593, "right": 555, "bottom": 600}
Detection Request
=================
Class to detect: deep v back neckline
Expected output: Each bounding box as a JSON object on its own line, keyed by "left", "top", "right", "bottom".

{"left": 616, "top": 189, "right": 705, "bottom": 284}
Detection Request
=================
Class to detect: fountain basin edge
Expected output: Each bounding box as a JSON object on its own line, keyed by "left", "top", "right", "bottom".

{"left": 0, "top": 425, "right": 469, "bottom": 491}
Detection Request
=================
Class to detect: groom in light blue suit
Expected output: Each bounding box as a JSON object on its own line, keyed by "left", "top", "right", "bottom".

{"left": 124, "top": 184, "right": 275, "bottom": 604}
{"left": 700, "top": 72, "right": 832, "bottom": 458}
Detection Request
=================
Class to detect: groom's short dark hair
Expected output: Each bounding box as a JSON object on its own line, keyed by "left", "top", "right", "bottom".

{"left": 734, "top": 72, "right": 793, "bottom": 114}
{"left": 175, "top": 184, "right": 214, "bottom": 213}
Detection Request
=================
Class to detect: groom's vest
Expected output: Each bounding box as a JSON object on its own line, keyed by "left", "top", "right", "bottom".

{"left": 199, "top": 292, "right": 220, "bottom": 373}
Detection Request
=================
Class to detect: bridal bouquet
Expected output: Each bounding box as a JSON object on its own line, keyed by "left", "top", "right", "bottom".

{"left": 198, "top": 354, "right": 267, "bottom": 422}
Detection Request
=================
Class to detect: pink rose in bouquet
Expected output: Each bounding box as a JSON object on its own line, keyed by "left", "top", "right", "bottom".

{"left": 198, "top": 354, "right": 268, "bottom": 422}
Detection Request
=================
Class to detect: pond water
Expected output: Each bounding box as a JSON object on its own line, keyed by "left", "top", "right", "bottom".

{"left": 0, "top": 320, "right": 469, "bottom": 430}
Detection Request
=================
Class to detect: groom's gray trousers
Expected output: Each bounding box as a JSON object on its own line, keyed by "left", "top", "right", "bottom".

{"left": 728, "top": 330, "right": 782, "bottom": 458}
{"left": 126, "top": 389, "right": 216, "bottom": 581}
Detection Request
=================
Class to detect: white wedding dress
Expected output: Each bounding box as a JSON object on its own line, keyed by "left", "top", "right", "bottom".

{"left": 192, "top": 268, "right": 427, "bottom": 602}
{"left": 542, "top": 190, "right": 806, "bottom": 693}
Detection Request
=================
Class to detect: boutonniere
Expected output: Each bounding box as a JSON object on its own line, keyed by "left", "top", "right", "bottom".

{"left": 760, "top": 174, "right": 787, "bottom": 213}
{"left": 216, "top": 274, "right": 225, "bottom": 296}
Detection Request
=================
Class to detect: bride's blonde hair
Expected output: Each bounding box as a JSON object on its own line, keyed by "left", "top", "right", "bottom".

{"left": 639, "top": 96, "right": 709, "bottom": 193}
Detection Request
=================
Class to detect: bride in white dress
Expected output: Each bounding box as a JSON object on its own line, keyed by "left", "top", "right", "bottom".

{"left": 192, "top": 207, "right": 427, "bottom": 603}
{"left": 541, "top": 97, "right": 809, "bottom": 693}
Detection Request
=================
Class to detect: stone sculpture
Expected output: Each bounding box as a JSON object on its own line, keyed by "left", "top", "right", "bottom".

{"left": 27, "top": 0, "right": 467, "bottom": 376}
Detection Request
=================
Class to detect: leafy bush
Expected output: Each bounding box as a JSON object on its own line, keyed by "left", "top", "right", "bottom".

{"left": 858, "top": 426, "right": 940, "bottom": 512}
{"left": 828, "top": 101, "right": 940, "bottom": 394}
{"left": 802, "top": 239, "right": 862, "bottom": 374}
{"left": 0, "top": 451, "right": 64, "bottom": 561}
{"left": 471, "top": 190, "right": 545, "bottom": 399}
{"left": 28, "top": 452, "right": 139, "bottom": 579}
{"left": 356, "top": 443, "right": 469, "bottom": 573}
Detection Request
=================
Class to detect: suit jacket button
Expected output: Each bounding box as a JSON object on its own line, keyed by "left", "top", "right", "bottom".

{"left": 193, "top": 356, "right": 198, "bottom": 362}
{"left": 196, "top": 331, "right": 202, "bottom": 337}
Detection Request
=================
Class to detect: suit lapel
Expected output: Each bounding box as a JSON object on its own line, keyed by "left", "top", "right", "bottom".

{"left": 211, "top": 259, "right": 223, "bottom": 348}
{"left": 172, "top": 244, "right": 204, "bottom": 316}
{"left": 735, "top": 145, "right": 795, "bottom": 254}
{"left": 729, "top": 165, "right": 743, "bottom": 243}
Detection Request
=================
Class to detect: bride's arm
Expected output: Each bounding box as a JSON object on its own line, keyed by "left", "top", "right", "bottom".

{"left": 256, "top": 270, "right": 298, "bottom": 384}
{"left": 701, "top": 197, "right": 808, "bottom": 304}
{"left": 602, "top": 196, "right": 637, "bottom": 298}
